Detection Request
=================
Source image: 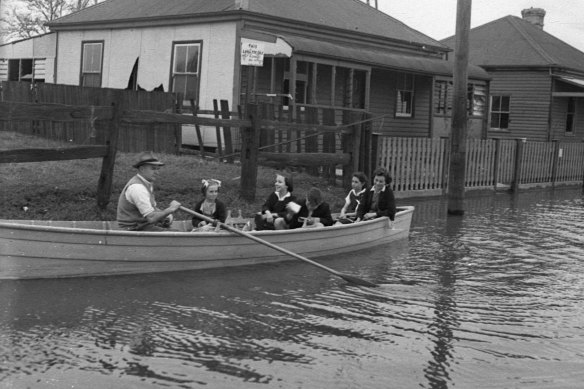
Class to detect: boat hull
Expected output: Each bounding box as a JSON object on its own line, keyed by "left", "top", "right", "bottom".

{"left": 0, "top": 207, "right": 414, "bottom": 279}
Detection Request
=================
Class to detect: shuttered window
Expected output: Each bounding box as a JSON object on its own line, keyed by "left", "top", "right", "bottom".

{"left": 435, "top": 80, "right": 486, "bottom": 117}
{"left": 435, "top": 80, "right": 452, "bottom": 115}
{"left": 468, "top": 84, "right": 486, "bottom": 117}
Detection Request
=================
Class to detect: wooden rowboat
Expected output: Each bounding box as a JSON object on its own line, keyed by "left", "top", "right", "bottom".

{"left": 0, "top": 206, "right": 414, "bottom": 280}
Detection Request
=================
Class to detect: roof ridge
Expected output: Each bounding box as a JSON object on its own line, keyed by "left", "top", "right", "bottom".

{"left": 345, "top": 0, "right": 446, "bottom": 48}
{"left": 506, "top": 15, "right": 558, "bottom": 65}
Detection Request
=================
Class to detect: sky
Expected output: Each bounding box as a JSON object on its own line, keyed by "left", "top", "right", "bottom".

{"left": 376, "top": 0, "right": 584, "bottom": 52}
{"left": 2, "top": 0, "right": 583, "bottom": 52}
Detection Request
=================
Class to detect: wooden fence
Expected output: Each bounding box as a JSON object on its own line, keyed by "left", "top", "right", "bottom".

{"left": 1, "top": 89, "right": 369, "bottom": 206}
{"left": 377, "top": 136, "right": 584, "bottom": 197}
{"left": 0, "top": 81, "right": 180, "bottom": 153}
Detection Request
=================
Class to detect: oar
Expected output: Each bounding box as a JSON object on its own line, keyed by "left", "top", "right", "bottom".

{"left": 179, "top": 206, "right": 378, "bottom": 287}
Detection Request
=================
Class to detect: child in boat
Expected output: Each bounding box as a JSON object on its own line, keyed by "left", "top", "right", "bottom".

{"left": 254, "top": 173, "right": 297, "bottom": 230}
{"left": 357, "top": 167, "right": 396, "bottom": 222}
{"left": 191, "top": 179, "right": 227, "bottom": 231}
{"left": 287, "top": 187, "right": 333, "bottom": 229}
{"left": 337, "top": 171, "right": 368, "bottom": 224}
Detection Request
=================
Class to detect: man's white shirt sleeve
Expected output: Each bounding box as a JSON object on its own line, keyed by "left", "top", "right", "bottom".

{"left": 125, "top": 184, "right": 156, "bottom": 216}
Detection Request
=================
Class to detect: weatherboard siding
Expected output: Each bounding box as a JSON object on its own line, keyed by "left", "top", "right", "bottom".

{"left": 369, "top": 69, "right": 432, "bottom": 137}
{"left": 550, "top": 96, "right": 584, "bottom": 141}
{"left": 487, "top": 70, "right": 551, "bottom": 141}
{"left": 55, "top": 23, "right": 237, "bottom": 110}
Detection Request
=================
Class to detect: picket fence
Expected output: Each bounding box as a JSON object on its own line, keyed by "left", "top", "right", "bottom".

{"left": 377, "top": 137, "right": 584, "bottom": 196}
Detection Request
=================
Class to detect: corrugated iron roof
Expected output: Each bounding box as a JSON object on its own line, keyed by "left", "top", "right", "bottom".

{"left": 47, "top": 0, "right": 446, "bottom": 50}
{"left": 282, "top": 35, "right": 490, "bottom": 80}
{"left": 441, "top": 15, "right": 584, "bottom": 73}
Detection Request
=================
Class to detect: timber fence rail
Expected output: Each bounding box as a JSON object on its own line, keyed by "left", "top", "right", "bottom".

{"left": 0, "top": 96, "right": 367, "bottom": 203}
{"left": 0, "top": 81, "right": 180, "bottom": 154}
{"left": 376, "top": 136, "right": 584, "bottom": 197}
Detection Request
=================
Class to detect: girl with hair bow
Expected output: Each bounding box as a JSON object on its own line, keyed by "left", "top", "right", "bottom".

{"left": 191, "top": 179, "right": 227, "bottom": 231}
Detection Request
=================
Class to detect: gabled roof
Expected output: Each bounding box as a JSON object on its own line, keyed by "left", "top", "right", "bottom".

{"left": 441, "top": 15, "right": 584, "bottom": 73}
{"left": 47, "top": 0, "right": 446, "bottom": 50}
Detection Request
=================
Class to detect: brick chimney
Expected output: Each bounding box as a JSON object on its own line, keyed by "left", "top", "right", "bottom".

{"left": 521, "top": 7, "right": 546, "bottom": 29}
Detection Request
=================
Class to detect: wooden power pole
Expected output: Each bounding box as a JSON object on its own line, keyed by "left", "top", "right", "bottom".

{"left": 447, "top": 0, "right": 472, "bottom": 215}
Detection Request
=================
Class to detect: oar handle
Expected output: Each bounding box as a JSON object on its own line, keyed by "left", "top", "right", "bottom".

{"left": 179, "top": 206, "right": 342, "bottom": 276}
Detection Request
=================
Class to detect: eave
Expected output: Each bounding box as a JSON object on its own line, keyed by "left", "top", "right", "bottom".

{"left": 47, "top": 10, "right": 449, "bottom": 56}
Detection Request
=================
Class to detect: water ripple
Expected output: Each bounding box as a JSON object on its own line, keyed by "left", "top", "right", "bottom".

{"left": 1, "top": 189, "right": 584, "bottom": 388}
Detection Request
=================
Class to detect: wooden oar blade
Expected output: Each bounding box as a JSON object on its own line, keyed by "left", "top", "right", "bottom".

{"left": 339, "top": 273, "right": 378, "bottom": 287}
{"left": 179, "top": 206, "right": 378, "bottom": 287}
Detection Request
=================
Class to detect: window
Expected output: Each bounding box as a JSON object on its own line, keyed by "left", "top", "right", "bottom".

{"left": 435, "top": 80, "right": 486, "bottom": 117}
{"left": 80, "top": 41, "right": 103, "bottom": 87}
{"left": 283, "top": 61, "right": 308, "bottom": 106}
{"left": 490, "top": 95, "right": 510, "bottom": 130}
{"left": 171, "top": 42, "right": 201, "bottom": 104}
{"left": 566, "top": 98, "right": 576, "bottom": 135}
{"left": 396, "top": 73, "right": 414, "bottom": 117}
{"left": 468, "top": 84, "right": 486, "bottom": 116}
{"left": 435, "top": 80, "right": 452, "bottom": 115}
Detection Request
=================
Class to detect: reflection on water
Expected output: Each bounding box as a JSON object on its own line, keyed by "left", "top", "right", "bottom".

{"left": 1, "top": 188, "right": 584, "bottom": 388}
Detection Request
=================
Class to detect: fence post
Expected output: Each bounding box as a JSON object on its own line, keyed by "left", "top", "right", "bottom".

{"left": 368, "top": 131, "right": 377, "bottom": 182}
{"left": 441, "top": 137, "right": 450, "bottom": 195}
{"left": 341, "top": 111, "right": 353, "bottom": 188}
{"left": 212, "top": 99, "right": 224, "bottom": 157}
{"left": 550, "top": 140, "right": 560, "bottom": 187}
{"left": 493, "top": 138, "right": 501, "bottom": 190}
{"left": 220, "top": 100, "right": 235, "bottom": 163}
{"left": 189, "top": 100, "right": 205, "bottom": 159}
{"left": 322, "top": 108, "right": 336, "bottom": 184}
{"left": 96, "top": 90, "right": 122, "bottom": 210}
{"left": 512, "top": 138, "right": 526, "bottom": 193}
{"left": 351, "top": 112, "right": 362, "bottom": 173}
{"left": 240, "top": 103, "right": 260, "bottom": 202}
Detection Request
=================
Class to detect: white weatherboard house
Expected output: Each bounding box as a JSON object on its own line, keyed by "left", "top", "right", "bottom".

{"left": 0, "top": 33, "right": 56, "bottom": 83}
{"left": 39, "top": 0, "right": 488, "bottom": 146}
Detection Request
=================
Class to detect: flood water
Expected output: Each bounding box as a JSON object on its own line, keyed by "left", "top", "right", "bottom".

{"left": 1, "top": 188, "right": 583, "bottom": 388}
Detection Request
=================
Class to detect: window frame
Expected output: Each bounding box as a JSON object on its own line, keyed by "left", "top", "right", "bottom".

{"left": 490, "top": 95, "right": 511, "bottom": 131}
{"left": 169, "top": 40, "right": 202, "bottom": 105}
{"left": 434, "top": 79, "right": 451, "bottom": 116}
{"left": 283, "top": 71, "right": 308, "bottom": 106}
{"left": 565, "top": 97, "right": 576, "bottom": 135}
{"left": 79, "top": 40, "right": 104, "bottom": 87}
{"left": 395, "top": 73, "right": 415, "bottom": 118}
{"left": 468, "top": 83, "right": 486, "bottom": 117}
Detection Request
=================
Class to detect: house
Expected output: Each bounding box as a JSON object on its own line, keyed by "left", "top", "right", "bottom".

{"left": 0, "top": 33, "right": 56, "bottom": 83}
{"left": 37, "top": 0, "right": 489, "bottom": 144}
{"left": 442, "top": 7, "right": 584, "bottom": 142}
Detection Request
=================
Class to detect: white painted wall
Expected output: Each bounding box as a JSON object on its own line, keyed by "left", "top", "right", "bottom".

{"left": 0, "top": 33, "right": 57, "bottom": 82}
{"left": 55, "top": 22, "right": 237, "bottom": 110}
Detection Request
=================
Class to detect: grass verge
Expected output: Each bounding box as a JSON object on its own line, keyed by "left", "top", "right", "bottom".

{"left": 0, "top": 131, "right": 347, "bottom": 221}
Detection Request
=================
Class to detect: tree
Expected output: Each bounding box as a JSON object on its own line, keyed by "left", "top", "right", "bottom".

{"left": 0, "top": 0, "right": 102, "bottom": 41}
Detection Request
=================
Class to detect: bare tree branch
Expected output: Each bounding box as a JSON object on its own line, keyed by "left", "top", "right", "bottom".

{"left": 0, "top": 0, "right": 103, "bottom": 41}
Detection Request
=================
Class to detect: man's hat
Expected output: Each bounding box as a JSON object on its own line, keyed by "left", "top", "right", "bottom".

{"left": 132, "top": 151, "right": 165, "bottom": 168}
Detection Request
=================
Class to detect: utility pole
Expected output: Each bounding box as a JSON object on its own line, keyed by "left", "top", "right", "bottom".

{"left": 447, "top": 0, "right": 472, "bottom": 215}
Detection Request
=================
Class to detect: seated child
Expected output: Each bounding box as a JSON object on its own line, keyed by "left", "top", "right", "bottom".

{"left": 254, "top": 173, "right": 296, "bottom": 230}
{"left": 337, "top": 171, "right": 368, "bottom": 224}
{"left": 287, "top": 187, "right": 334, "bottom": 229}
{"left": 192, "top": 179, "right": 227, "bottom": 231}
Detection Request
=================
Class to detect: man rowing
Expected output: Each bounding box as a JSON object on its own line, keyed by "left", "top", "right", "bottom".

{"left": 117, "top": 151, "right": 181, "bottom": 231}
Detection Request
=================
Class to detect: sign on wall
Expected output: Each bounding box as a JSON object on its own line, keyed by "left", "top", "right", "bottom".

{"left": 241, "top": 40, "right": 265, "bottom": 66}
